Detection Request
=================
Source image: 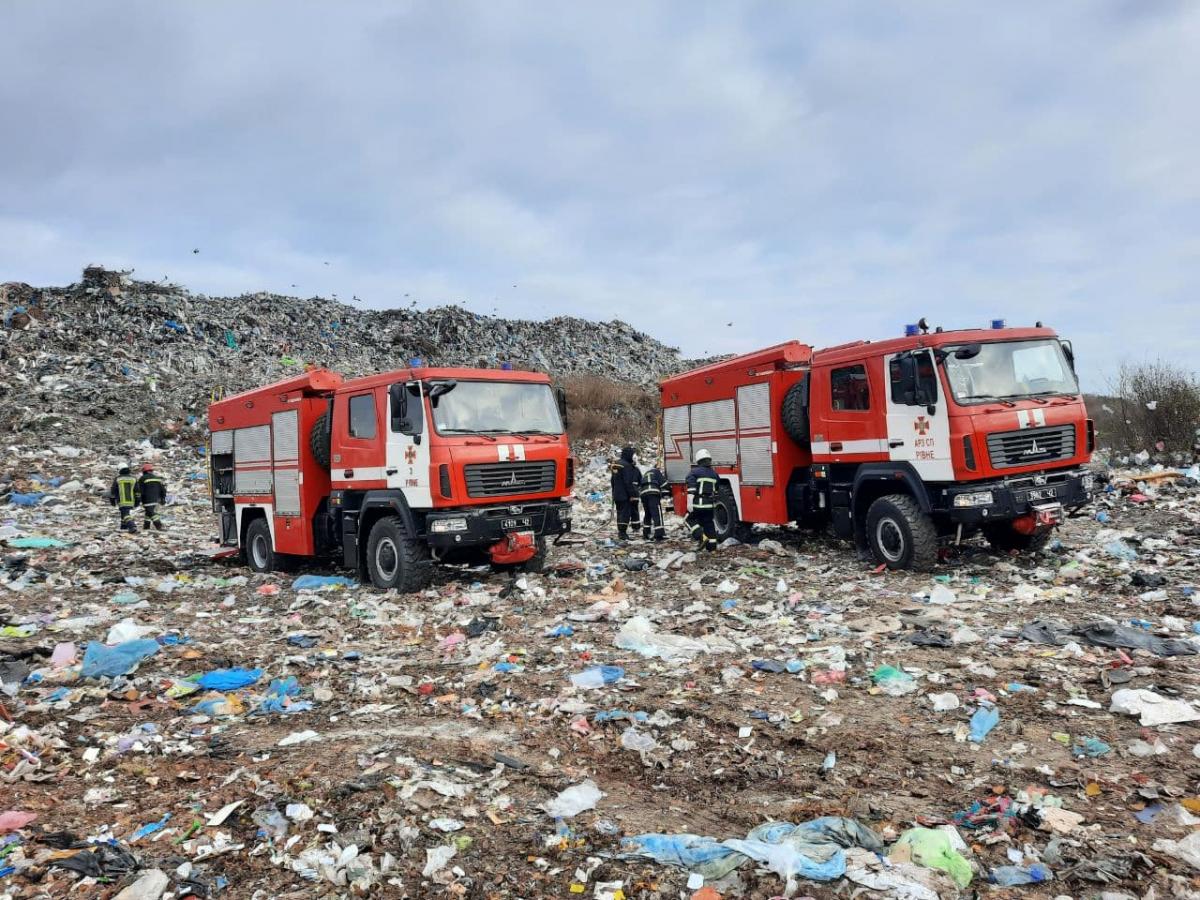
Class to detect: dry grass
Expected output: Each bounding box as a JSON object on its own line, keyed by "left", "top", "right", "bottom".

{"left": 560, "top": 375, "right": 658, "bottom": 443}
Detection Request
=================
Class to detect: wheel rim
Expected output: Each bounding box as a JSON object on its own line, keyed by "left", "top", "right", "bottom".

{"left": 375, "top": 537, "right": 399, "bottom": 581}
{"left": 875, "top": 517, "right": 905, "bottom": 562}
{"left": 251, "top": 533, "right": 268, "bottom": 568}
{"left": 715, "top": 502, "right": 731, "bottom": 535}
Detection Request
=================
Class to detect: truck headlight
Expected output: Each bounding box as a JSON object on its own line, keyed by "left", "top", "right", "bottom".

{"left": 430, "top": 517, "right": 469, "bottom": 533}
{"left": 1081, "top": 474, "right": 1095, "bottom": 492}
{"left": 953, "top": 491, "right": 994, "bottom": 508}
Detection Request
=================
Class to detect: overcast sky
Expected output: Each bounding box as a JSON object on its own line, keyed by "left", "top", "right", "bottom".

{"left": 2, "top": 2, "right": 1196, "bottom": 389}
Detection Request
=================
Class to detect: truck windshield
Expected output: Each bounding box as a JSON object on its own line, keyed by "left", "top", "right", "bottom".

{"left": 430, "top": 381, "right": 563, "bottom": 435}
{"left": 943, "top": 339, "right": 1078, "bottom": 404}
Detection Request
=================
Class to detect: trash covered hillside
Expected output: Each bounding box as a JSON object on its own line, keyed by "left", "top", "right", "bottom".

{"left": 4, "top": 277, "right": 1200, "bottom": 898}
{"left": 0, "top": 267, "right": 681, "bottom": 445}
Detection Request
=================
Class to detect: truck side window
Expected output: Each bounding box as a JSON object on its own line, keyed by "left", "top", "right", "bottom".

{"left": 831, "top": 365, "right": 870, "bottom": 411}
{"left": 348, "top": 393, "right": 377, "bottom": 439}
{"left": 890, "top": 351, "right": 938, "bottom": 405}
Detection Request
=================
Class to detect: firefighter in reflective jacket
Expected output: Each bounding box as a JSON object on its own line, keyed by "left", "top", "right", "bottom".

{"left": 639, "top": 463, "right": 667, "bottom": 541}
{"left": 136, "top": 464, "right": 167, "bottom": 531}
{"left": 609, "top": 446, "right": 641, "bottom": 541}
{"left": 108, "top": 466, "right": 139, "bottom": 533}
{"left": 685, "top": 449, "right": 720, "bottom": 552}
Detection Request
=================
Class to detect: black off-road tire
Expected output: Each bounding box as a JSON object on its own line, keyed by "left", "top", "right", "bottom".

{"left": 713, "top": 484, "right": 744, "bottom": 543}
{"left": 365, "top": 515, "right": 433, "bottom": 592}
{"left": 984, "top": 524, "right": 1053, "bottom": 555}
{"left": 866, "top": 494, "right": 938, "bottom": 571}
{"left": 244, "top": 517, "right": 276, "bottom": 574}
{"left": 781, "top": 379, "right": 810, "bottom": 446}
{"left": 310, "top": 411, "right": 331, "bottom": 470}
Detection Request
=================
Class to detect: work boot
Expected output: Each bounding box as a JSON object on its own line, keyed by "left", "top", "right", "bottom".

{"left": 143, "top": 521, "right": 151, "bottom": 531}
{"left": 154, "top": 520, "right": 164, "bottom": 531}
{"left": 642, "top": 528, "right": 651, "bottom": 540}
{"left": 617, "top": 527, "right": 628, "bottom": 542}
{"left": 654, "top": 532, "right": 666, "bottom": 542}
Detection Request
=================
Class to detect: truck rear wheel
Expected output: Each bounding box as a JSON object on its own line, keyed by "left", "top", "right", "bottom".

{"left": 984, "top": 524, "right": 1052, "bottom": 555}
{"left": 244, "top": 517, "right": 276, "bottom": 574}
{"left": 866, "top": 494, "right": 937, "bottom": 571}
{"left": 310, "top": 410, "right": 331, "bottom": 470}
{"left": 713, "top": 484, "right": 745, "bottom": 543}
{"left": 366, "top": 515, "right": 433, "bottom": 592}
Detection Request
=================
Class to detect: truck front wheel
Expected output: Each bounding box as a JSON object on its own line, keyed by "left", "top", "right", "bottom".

{"left": 866, "top": 494, "right": 937, "bottom": 571}
{"left": 244, "top": 517, "right": 276, "bottom": 574}
{"left": 366, "top": 515, "right": 433, "bottom": 592}
{"left": 984, "top": 523, "right": 1052, "bottom": 555}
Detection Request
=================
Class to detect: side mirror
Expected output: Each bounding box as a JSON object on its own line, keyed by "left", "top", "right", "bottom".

{"left": 1061, "top": 340, "right": 1075, "bottom": 369}
{"left": 555, "top": 386, "right": 568, "bottom": 428}
{"left": 389, "top": 383, "right": 408, "bottom": 431}
{"left": 954, "top": 343, "right": 982, "bottom": 360}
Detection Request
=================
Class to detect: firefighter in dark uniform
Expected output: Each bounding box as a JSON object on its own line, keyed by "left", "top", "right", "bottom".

{"left": 609, "top": 446, "right": 641, "bottom": 541}
{"left": 108, "top": 466, "right": 139, "bottom": 533}
{"left": 639, "top": 462, "right": 667, "bottom": 541}
{"left": 685, "top": 448, "right": 719, "bottom": 552}
{"left": 136, "top": 464, "right": 168, "bottom": 531}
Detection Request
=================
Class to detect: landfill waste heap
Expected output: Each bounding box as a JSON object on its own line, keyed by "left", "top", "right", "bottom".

{"left": 0, "top": 266, "right": 682, "bottom": 445}
{"left": 4, "top": 272, "right": 1200, "bottom": 898}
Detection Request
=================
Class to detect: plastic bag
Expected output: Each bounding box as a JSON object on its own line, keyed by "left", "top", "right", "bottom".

{"left": 543, "top": 780, "right": 604, "bottom": 817}
{"left": 615, "top": 616, "right": 719, "bottom": 661}
{"left": 969, "top": 705, "right": 1000, "bottom": 743}
{"left": 891, "top": 828, "right": 974, "bottom": 888}
{"left": 80, "top": 639, "right": 160, "bottom": 678}
{"left": 196, "top": 667, "right": 263, "bottom": 691}
{"left": 990, "top": 863, "right": 1053, "bottom": 885}
{"left": 872, "top": 665, "right": 917, "bottom": 696}
{"left": 570, "top": 666, "right": 624, "bottom": 688}
{"left": 106, "top": 619, "right": 155, "bottom": 644}
{"left": 291, "top": 574, "right": 357, "bottom": 591}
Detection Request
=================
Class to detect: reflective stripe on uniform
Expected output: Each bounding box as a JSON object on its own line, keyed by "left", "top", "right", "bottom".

{"left": 117, "top": 477, "right": 137, "bottom": 506}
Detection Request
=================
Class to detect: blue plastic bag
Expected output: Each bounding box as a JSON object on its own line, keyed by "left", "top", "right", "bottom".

{"left": 80, "top": 639, "right": 160, "bottom": 678}
{"left": 8, "top": 492, "right": 45, "bottom": 507}
{"left": 196, "top": 667, "right": 262, "bottom": 691}
{"left": 7, "top": 537, "right": 68, "bottom": 549}
{"left": 969, "top": 704, "right": 1000, "bottom": 743}
{"left": 291, "top": 574, "right": 357, "bottom": 591}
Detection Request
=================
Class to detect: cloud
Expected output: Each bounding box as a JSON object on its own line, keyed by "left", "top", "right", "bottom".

{"left": 1, "top": 0, "right": 1197, "bottom": 389}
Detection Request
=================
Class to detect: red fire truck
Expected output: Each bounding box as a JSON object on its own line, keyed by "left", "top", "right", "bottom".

{"left": 661, "top": 322, "right": 1095, "bottom": 570}
{"left": 208, "top": 365, "right": 573, "bottom": 590}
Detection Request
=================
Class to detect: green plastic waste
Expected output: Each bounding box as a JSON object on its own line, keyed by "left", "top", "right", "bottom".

{"left": 891, "top": 828, "right": 973, "bottom": 888}
{"left": 7, "top": 537, "right": 69, "bottom": 549}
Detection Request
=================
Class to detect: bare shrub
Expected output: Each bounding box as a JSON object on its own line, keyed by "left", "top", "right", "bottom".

{"left": 561, "top": 375, "right": 657, "bottom": 444}
{"left": 1104, "top": 361, "right": 1200, "bottom": 453}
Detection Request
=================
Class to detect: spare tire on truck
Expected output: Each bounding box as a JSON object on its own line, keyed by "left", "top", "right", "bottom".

{"left": 781, "top": 377, "right": 810, "bottom": 446}
{"left": 310, "top": 410, "right": 331, "bottom": 470}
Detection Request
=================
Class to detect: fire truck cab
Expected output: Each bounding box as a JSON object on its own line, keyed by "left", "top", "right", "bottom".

{"left": 209, "top": 365, "right": 574, "bottom": 590}
{"left": 661, "top": 323, "right": 1095, "bottom": 569}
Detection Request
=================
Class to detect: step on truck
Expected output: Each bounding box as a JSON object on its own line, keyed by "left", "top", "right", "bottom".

{"left": 661, "top": 321, "right": 1095, "bottom": 569}
{"left": 208, "top": 364, "right": 574, "bottom": 590}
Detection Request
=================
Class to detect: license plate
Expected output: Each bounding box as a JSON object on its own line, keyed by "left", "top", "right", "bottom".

{"left": 1027, "top": 487, "right": 1058, "bottom": 502}
{"left": 502, "top": 517, "right": 532, "bottom": 530}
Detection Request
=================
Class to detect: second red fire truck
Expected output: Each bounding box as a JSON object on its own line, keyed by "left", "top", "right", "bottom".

{"left": 661, "top": 321, "right": 1095, "bottom": 569}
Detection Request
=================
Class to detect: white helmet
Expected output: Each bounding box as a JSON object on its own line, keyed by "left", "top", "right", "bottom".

{"left": 694, "top": 448, "right": 712, "bottom": 464}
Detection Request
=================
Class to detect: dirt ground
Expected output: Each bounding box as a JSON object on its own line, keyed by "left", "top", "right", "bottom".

{"left": 3, "top": 447, "right": 1200, "bottom": 899}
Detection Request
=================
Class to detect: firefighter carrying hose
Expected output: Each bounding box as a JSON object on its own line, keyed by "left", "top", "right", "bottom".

{"left": 137, "top": 464, "right": 167, "bottom": 531}
{"left": 609, "top": 445, "right": 641, "bottom": 541}
{"left": 639, "top": 461, "right": 666, "bottom": 541}
{"left": 108, "top": 466, "right": 139, "bottom": 534}
{"left": 685, "top": 448, "right": 719, "bottom": 552}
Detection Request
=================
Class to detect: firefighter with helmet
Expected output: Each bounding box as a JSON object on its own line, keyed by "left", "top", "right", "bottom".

{"left": 108, "top": 466, "right": 140, "bottom": 534}
{"left": 685, "top": 448, "right": 720, "bottom": 552}
{"left": 609, "top": 446, "right": 642, "bottom": 541}
{"left": 639, "top": 460, "right": 667, "bottom": 541}
{"left": 136, "top": 463, "right": 168, "bottom": 531}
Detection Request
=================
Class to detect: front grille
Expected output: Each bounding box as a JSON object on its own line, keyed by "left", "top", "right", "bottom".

{"left": 986, "top": 424, "right": 1076, "bottom": 469}
{"left": 465, "top": 461, "right": 557, "bottom": 497}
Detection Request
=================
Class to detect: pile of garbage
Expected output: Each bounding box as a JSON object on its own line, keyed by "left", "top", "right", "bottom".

{"left": 0, "top": 267, "right": 683, "bottom": 444}
{"left": 5, "top": 430, "right": 1200, "bottom": 896}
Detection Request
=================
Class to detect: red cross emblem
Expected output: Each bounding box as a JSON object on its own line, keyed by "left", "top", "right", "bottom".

{"left": 913, "top": 416, "right": 930, "bottom": 435}
{"left": 404, "top": 445, "right": 417, "bottom": 464}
